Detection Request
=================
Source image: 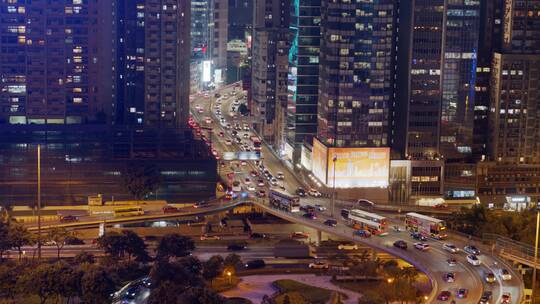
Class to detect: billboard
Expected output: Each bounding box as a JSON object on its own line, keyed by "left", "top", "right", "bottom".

{"left": 312, "top": 138, "right": 390, "bottom": 188}
{"left": 202, "top": 60, "right": 212, "bottom": 82}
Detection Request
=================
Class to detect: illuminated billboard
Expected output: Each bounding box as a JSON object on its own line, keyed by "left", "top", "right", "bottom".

{"left": 202, "top": 60, "right": 212, "bottom": 82}
{"left": 312, "top": 138, "right": 390, "bottom": 188}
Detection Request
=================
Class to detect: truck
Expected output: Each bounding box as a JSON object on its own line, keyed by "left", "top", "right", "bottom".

{"left": 273, "top": 240, "right": 316, "bottom": 258}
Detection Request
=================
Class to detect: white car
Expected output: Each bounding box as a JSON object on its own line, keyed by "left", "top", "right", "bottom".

{"left": 338, "top": 243, "right": 358, "bottom": 250}
{"left": 270, "top": 178, "right": 278, "bottom": 186}
{"left": 225, "top": 139, "right": 232, "bottom": 145}
{"left": 276, "top": 172, "right": 285, "bottom": 180}
{"left": 314, "top": 204, "right": 327, "bottom": 211}
{"left": 308, "top": 188, "right": 322, "bottom": 197}
{"left": 499, "top": 268, "right": 512, "bottom": 281}
{"left": 308, "top": 262, "right": 329, "bottom": 269}
{"left": 467, "top": 254, "right": 481, "bottom": 266}
{"left": 414, "top": 242, "right": 430, "bottom": 251}
{"left": 443, "top": 243, "right": 459, "bottom": 253}
{"left": 247, "top": 185, "right": 256, "bottom": 192}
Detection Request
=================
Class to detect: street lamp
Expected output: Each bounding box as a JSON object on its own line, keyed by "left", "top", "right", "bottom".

{"left": 532, "top": 202, "right": 540, "bottom": 304}
{"left": 37, "top": 144, "right": 42, "bottom": 260}
{"left": 226, "top": 271, "right": 232, "bottom": 284}
{"left": 331, "top": 154, "right": 337, "bottom": 218}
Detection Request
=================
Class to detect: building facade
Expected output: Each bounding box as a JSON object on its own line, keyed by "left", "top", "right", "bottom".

{"left": 317, "top": 0, "right": 396, "bottom": 148}
{"left": 211, "top": 0, "right": 228, "bottom": 79}
{"left": 191, "top": 0, "right": 211, "bottom": 60}
{"left": 285, "top": 0, "right": 321, "bottom": 164}
{"left": 112, "top": 0, "right": 191, "bottom": 128}
{"left": 251, "top": 0, "right": 291, "bottom": 147}
{"left": 0, "top": 0, "right": 111, "bottom": 125}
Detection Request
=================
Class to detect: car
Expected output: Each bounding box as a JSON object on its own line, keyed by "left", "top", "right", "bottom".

{"left": 300, "top": 205, "right": 315, "bottom": 213}
{"left": 338, "top": 242, "right": 358, "bottom": 250}
{"left": 257, "top": 179, "right": 265, "bottom": 187}
{"left": 414, "top": 242, "right": 430, "bottom": 251}
{"left": 291, "top": 232, "right": 309, "bottom": 239}
{"left": 245, "top": 259, "right": 266, "bottom": 269}
{"left": 247, "top": 185, "right": 256, "bottom": 191}
{"left": 225, "top": 139, "right": 232, "bottom": 145}
{"left": 250, "top": 233, "right": 267, "bottom": 239}
{"left": 443, "top": 243, "right": 459, "bottom": 253}
{"left": 205, "top": 117, "right": 212, "bottom": 124}
{"left": 194, "top": 201, "right": 208, "bottom": 208}
{"left": 243, "top": 133, "right": 249, "bottom": 139}
{"left": 250, "top": 170, "right": 259, "bottom": 177}
{"left": 276, "top": 172, "right": 285, "bottom": 180}
{"left": 141, "top": 276, "right": 152, "bottom": 288}
{"left": 485, "top": 272, "right": 496, "bottom": 283}
{"left": 256, "top": 190, "right": 266, "bottom": 198}
{"left": 314, "top": 204, "right": 327, "bottom": 211}
{"left": 296, "top": 188, "right": 307, "bottom": 197}
{"left": 227, "top": 243, "right": 247, "bottom": 251}
{"left": 162, "top": 206, "right": 179, "bottom": 213}
{"left": 393, "top": 240, "right": 407, "bottom": 250}
{"left": 303, "top": 212, "right": 317, "bottom": 220}
{"left": 324, "top": 219, "right": 337, "bottom": 227}
{"left": 501, "top": 292, "right": 511, "bottom": 304}
{"left": 308, "top": 188, "right": 322, "bottom": 197}
{"left": 244, "top": 177, "right": 251, "bottom": 184}
{"left": 443, "top": 272, "right": 455, "bottom": 283}
{"left": 354, "top": 230, "right": 371, "bottom": 238}
{"left": 218, "top": 131, "right": 225, "bottom": 137}
{"left": 240, "top": 160, "right": 247, "bottom": 166}
{"left": 457, "top": 288, "right": 468, "bottom": 298}
{"left": 499, "top": 268, "right": 512, "bottom": 281}
{"left": 200, "top": 234, "right": 221, "bottom": 240}
{"left": 309, "top": 261, "right": 329, "bottom": 269}
{"left": 479, "top": 291, "right": 492, "bottom": 303}
{"left": 341, "top": 209, "right": 350, "bottom": 219}
{"left": 437, "top": 291, "right": 451, "bottom": 301}
{"left": 270, "top": 178, "right": 278, "bottom": 186}
{"left": 447, "top": 258, "right": 457, "bottom": 266}
{"left": 464, "top": 245, "right": 481, "bottom": 255}
{"left": 125, "top": 285, "right": 141, "bottom": 299}
{"left": 410, "top": 232, "right": 427, "bottom": 241}
{"left": 243, "top": 124, "right": 250, "bottom": 131}
{"left": 60, "top": 215, "right": 79, "bottom": 223}
{"left": 467, "top": 254, "right": 481, "bottom": 266}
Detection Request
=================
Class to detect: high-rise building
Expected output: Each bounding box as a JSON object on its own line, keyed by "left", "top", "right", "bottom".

{"left": 113, "top": 0, "right": 191, "bottom": 128}
{"left": 285, "top": 0, "right": 321, "bottom": 163}
{"left": 191, "top": 0, "right": 211, "bottom": 60}
{"left": 251, "top": 0, "right": 291, "bottom": 147}
{"left": 396, "top": 0, "right": 481, "bottom": 162}
{"left": 211, "top": 0, "right": 228, "bottom": 79}
{"left": 317, "top": 0, "right": 396, "bottom": 148}
{"left": 0, "top": 0, "right": 110, "bottom": 125}
{"left": 488, "top": 0, "right": 540, "bottom": 164}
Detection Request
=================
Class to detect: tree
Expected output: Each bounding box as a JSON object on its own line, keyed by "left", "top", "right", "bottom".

{"left": 47, "top": 227, "right": 74, "bottom": 259}
{"left": 122, "top": 163, "right": 161, "bottom": 200}
{"left": 98, "top": 230, "right": 149, "bottom": 262}
{"left": 74, "top": 251, "right": 95, "bottom": 265}
{"left": 122, "top": 230, "right": 149, "bottom": 262}
{"left": 178, "top": 287, "right": 225, "bottom": 304}
{"left": 97, "top": 231, "right": 126, "bottom": 259}
{"left": 80, "top": 266, "right": 115, "bottom": 304}
{"left": 18, "top": 262, "right": 65, "bottom": 304}
{"left": 0, "top": 263, "right": 18, "bottom": 300}
{"left": 224, "top": 253, "right": 243, "bottom": 271}
{"left": 147, "top": 281, "right": 187, "bottom": 304}
{"left": 156, "top": 233, "right": 195, "bottom": 260}
{"left": 202, "top": 255, "right": 224, "bottom": 286}
{"left": 0, "top": 221, "right": 11, "bottom": 259}
{"left": 150, "top": 257, "right": 204, "bottom": 288}
{"left": 8, "top": 224, "right": 33, "bottom": 260}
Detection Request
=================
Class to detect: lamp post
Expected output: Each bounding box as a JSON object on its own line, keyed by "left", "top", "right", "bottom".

{"left": 532, "top": 202, "right": 540, "bottom": 304}
{"left": 331, "top": 154, "right": 337, "bottom": 218}
{"left": 227, "top": 271, "right": 232, "bottom": 284}
{"left": 37, "top": 144, "right": 42, "bottom": 260}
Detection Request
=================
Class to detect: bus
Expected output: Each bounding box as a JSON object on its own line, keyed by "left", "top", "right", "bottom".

{"left": 269, "top": 188, "right": 301, "bottom": 212}
{"left": 405, "top": 212, "right": 447, "bottom": 239}
{"left": 347, "top": 209, "right": 388, "bottom": 235}
{"left": 250, "top": 136, "right": 262, "bottom": 151}
{"left": 113, "top": 206, "right": 144, "bottom": 217}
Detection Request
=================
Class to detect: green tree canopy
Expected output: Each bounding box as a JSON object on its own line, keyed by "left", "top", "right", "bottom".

{"left": 156, "top": 233, "right": 195, "bottom": 260}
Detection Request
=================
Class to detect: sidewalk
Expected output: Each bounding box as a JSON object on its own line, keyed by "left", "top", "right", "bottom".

{"left": 221, "top": 274, "right": 361, "bottom": 304}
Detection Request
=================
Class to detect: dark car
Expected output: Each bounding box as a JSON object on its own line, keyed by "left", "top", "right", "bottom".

{"left": 227, "top": 243, "right": 247, "bottom": 251}
{"left": 303, "top": 212, "right": 317, "bottom": 220}
{"left": 60, "top": 215, "right": 79, "bottom": 223}
{"left": 340, "top": 209, "right": 350, "bottom": 219}
{"left": 393, "top": 240, "right": 407, "bottom": 250}
{"left": 437, "top": 291, "right": 451, "bottom": 301}
{"left": 410, "top": 232, "right": 427, "bottom": 241}
{"left": 250, "top": 233, "right": 267, "bottom": 239}
{"left": 324, "top": 219, "right": 337, "bottom": 227}
{"left": 296, "top": 188, "right": 307, "bottom": 197}
{"left": 464, "top": 245, "right": 481, "bottom": 255}
{"left": 125, "top": 285, "right": 141, "bottom": 299}
{"left": 479, "top": 291, "right": 492, "bottom": 304}
{"left": 457, "top": 288, "right": 468, "bottom": 298}
{"left": 245, "top": 259, "right": 266, "bottom": 269}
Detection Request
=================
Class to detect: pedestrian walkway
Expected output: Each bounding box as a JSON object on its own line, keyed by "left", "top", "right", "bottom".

{"left": 221, "top": 274, "right": 361, "bottom": 304}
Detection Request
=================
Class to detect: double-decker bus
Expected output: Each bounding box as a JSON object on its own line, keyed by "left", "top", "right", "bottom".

{"left": 405, "top": 212, "right": 447, "bottom": 239}
{"left": 113, "top": 206, "right": 144, "bottom": 217}
{"left": 250, "top": 136, "right": 262, "bottom": 151}
{"left": 269, "top": 188, "right": 300, "bottom": 212}
{"left": 347, "top": 209, "right": 388, "bottom": 235}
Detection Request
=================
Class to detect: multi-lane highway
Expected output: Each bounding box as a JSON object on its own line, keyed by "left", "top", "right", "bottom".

{"left": 190, "top": 83, "right": 524, "bottom": 304}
